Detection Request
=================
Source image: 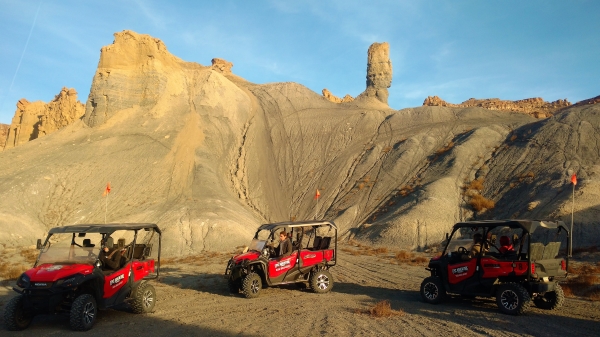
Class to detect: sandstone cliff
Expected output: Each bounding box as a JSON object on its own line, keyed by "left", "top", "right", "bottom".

{"left": 423, "top": 95, "right": 571, "bottom": 118}
{"left": 4, "top": 87, "right": 85, "bottom": 149}
{"left": 0, "top": 124, "right": 8, "bottom": 150}
{"left": 573, "top": 94, "right": 600, "bottom": 107}
{"left": 322, "top": 89, "right": 354, "bottom": 103}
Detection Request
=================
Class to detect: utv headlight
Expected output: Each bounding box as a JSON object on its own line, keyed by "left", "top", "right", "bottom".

{"left": 55, "top": 274, "right": 84, "bottom": 288}
{"left": 16, "top": 273, "right": 30, "bottom": 288}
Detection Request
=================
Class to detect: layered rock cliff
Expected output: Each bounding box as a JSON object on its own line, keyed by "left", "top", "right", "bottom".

{"left": 423, "top": 95, "right": 571, "bottom": 118}
{"left": 0, "top": 124, "right": 8, "bottom": 149}
{"left": 322, "top": 89, "right": 354, "bottom": 103}
{"left": 3, "top": 87, "right": 84, "bottom": 149}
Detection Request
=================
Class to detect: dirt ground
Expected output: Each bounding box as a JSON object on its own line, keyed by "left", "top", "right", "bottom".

{"left": 1, "top": 246, "right": 599, "bottom": 337}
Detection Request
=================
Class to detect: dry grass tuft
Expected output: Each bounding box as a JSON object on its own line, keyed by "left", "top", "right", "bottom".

{"left": 368, "top": 300, "right": 404, "bottom": 317}
{"left": 398, "top": 185, "right": 414, "bottom": 197}
{"left": 469, "top": 194, "right": 495, "bottom": 212}
{"left": 20, "top": 248, "right": 38, "bottom": 264}
{"left": 395, "top": 250, "right": 413, "bottom": 261}
{"left": 374, "top": 247, "right": 388, "bottom": 254}
{"left": 562, "top": 262, "right": 600, "bottom": 301}
{"left": 466, "top": 178, "right": 485, "bottom": 191}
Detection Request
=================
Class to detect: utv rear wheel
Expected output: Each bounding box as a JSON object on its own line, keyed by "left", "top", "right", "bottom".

{"left": 241, "top": 272, "right": 262, "bottom": 298}
{"left": 420, "top": 276, "right": 445, "bottom": 304}
{"left": 533, "top": 283, "right": 564, "bottom": 310}
{"left": 496, "top": 283, "right": 531, "bottom": 315}
{"left": 310, "top": 270, "right": 333, "bottom": 293}
{"left": 131, "top": 282, "right": 156, "bottom": 314}
{"left": 70, "top": 294, "right": 97, "bottom": 331}
{"left": 4, "top": 295, "right": 33, "bottom": 331}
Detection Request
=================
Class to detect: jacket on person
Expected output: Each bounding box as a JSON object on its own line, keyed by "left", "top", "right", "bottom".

{"left": 277, "top": 238, "right": 292, "bottom": 257}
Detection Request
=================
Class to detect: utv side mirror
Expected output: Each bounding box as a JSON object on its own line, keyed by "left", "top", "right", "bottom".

{"left": 36, "top": 239, "right": 42, "bottom": 250}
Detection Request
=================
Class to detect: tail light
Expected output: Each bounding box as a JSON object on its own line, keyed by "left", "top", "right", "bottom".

{"left": 561, "top": 260, "right": 566, "bottom": 271}
{"left": 530, "top": 263, "right": 536, "bottom": 275}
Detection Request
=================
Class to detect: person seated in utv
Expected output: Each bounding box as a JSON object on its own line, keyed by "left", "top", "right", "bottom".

{"left": 275, "top": 231, "right": 292, "bottom": 258}
{"left": 499, "top": 236, "right": 514, "bottom": 253}
{"left": 99, "top": 236, "right": 126, "bottom": 271}
{"left": 462, "top": 233, "right": 485, "bottom": 260}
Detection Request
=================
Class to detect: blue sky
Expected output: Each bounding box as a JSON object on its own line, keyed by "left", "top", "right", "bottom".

{"left": 0, "top": 0, "right": 598, "bottom": 124}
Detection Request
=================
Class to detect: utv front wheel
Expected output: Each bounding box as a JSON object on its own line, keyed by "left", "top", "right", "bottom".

{"left": 420, "top": 276, "right": 445, "bottom": 304}
{"left": 241, "top": 272, "right": 262, "bottom": 298}
{"left": 310, "top": 270, "right": 333, "bottom": 293}
{"left": 4, "top": 295, "right": 33, "bottom": 331}
{"left": 70, "top": 294, "right": 97, "bottom": 331}
{"left": 496, "top": 283, "right": 531, "bottom": 315}
{"left": 533, "top": 283, "right": 564, "bottom": 310}
{"left": 131, "top": 282, "right": 156, "bottom": 314}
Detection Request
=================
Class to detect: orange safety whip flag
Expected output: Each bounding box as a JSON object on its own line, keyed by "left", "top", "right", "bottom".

{"left": 571, "top": 174, "right": 577, "bottom": 185}
{"left": 102, "top": 182, "right": 111, "bottom": 196}
{"left": 314, "top": 189, "right": 321, "bottom": 200}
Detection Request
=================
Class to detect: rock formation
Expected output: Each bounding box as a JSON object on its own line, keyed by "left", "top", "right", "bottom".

{"left": 4, "top": 87, "right": 85, "bottom": 149}
{"left": 1, "top": 30, "right": 599, "bottom": 254}
{"left": 322, "top": 89, "right": 354, "bottom": 103}
{"left": 573, "top": 94, "right": 600, "bottom": 107}
{"left": 356, "top": 42, "right": 392, "bottom": 104}
{"left": 0, "top": 124, "right": 8, "bottom": 150}
{"left": 423, "top": 95, "right": 571, "bottom": 118}
{"left": 211, "top": 58, "right": 233, "bottom": 74}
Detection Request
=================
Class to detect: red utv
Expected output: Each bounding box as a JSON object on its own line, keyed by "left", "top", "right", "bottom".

{"left": 225, "top": 221, "right": 337, "bottom": 298}
{"left": 4, "top": 223, "right": 161, "bottom": 331}
{"left": 420, "top": 220, "right": 569, "bottom": 315}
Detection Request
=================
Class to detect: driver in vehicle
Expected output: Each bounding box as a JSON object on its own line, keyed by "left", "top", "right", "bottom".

{"left": 99, "top": 236, "right": 126, "bottom": 270}
{"left": 276, "top": 231, "right": 292, "bottom": 258}
{"left": 462, "top": 233, "right": 484, "bottom": 260}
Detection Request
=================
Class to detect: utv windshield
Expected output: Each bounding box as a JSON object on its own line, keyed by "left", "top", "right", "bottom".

{"left": 37, "top": 233, "right": 102, "bottom": 266}
{"left": 248, "top": 239, "right": 266, "bottom": 252}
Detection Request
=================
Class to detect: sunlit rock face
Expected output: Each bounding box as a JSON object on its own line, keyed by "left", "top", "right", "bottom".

{"left": 356, "top": 42, "right": 392, "bottom": 105}
{"left": 4, "top": 87, "right": 84, "bottom": 149}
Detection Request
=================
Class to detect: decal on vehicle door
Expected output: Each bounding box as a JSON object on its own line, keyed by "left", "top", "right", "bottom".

{"left": 275, "top": 258, "right": 292, "bottom": 272}
{"left": 452, "top": 266, "right": 469, "bottom": 276}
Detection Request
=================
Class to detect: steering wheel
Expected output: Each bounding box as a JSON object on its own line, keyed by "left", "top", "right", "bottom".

{"left": 457, "top": 246, "right": 468, "bottom": 255}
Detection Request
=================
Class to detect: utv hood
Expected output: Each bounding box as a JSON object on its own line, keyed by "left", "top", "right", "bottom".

{"left": 25, "top": 263, "right": 94, "bottom": 282}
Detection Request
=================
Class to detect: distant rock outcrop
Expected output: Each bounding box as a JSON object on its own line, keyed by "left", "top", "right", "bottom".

{"left": 211, "top": 58, "right": 233, "bottom": 74}
{"left": 423, "top": 95, "right": 571, "bottom": 118}
{"left": 322, "top": 89, "right": 354, "bottom": 103}
{"left": 356, "top": 42, "right": 392, "bottom": 104}
{"left": 4, "top": 87, "right": 85, "bottom": 149}
{"left": 0, "top": 124, "right": 8, "bottom": 149}
{"left": 573, "top": 94, "right": 600, "bottom": 107}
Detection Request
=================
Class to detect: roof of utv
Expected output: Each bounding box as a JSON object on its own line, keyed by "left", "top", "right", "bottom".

{"left": 453, "top": 219, "right": 567, "bottom": 233}
{"left": 48, "top": 223, "right": 161, "bottom": 234}
{"left": 258, "top": 220, "right": 337, "bottom": 231}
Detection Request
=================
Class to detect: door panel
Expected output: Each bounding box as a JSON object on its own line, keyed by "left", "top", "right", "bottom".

{"left": 103, "top": 263, "right": 130, "bottom": 299}
{"left": 447, "top": 259, "right": 477, "bottom": 284}
{"left": 268, "top": 252, "right": 298, "bottom": 279}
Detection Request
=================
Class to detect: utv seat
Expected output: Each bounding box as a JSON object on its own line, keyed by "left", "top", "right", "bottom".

{"left": 319, "top": 237, "right": 332, "bottom": 250}
{"left": 82, "top": 239, "right": 95, "bottom": 248}
{"left": 312, "top": 236, "right": 323, "bottom": 251}
{"left": 542, "top": 242, "right": 561, "bottom": 260}
{"left": 132, "top": 244, "right": 153, "bottom": 260}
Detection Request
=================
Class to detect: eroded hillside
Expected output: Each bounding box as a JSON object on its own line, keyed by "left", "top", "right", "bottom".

{"left": 0, "top": 30, "right": 598, "bottom": 254}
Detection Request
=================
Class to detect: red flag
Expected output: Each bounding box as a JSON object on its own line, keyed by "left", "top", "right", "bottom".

{"left": 571, "top": 174, "right": 577, "bottom": 185}
{"left": 103, "top": 182, "right": 111, "bottom": 196}
{"left": 314, "top": 189, "right": 321, "bottom": 200}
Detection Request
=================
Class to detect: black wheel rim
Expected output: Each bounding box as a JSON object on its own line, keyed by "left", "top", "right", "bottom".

{"left": 83, "top": 302, "right": 95, "bottom": 325}
{"left": 501, "top": 289, "right": 518, "bottom": 310}
{"left": 424, "top": 282, "right": 439, "bottom": 300}
{"left": 250, "top": 279, "right": 260, "bottom": 293}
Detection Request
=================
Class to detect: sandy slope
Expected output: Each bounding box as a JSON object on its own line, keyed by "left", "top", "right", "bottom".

{"left": 1, "top": 248, "right": 598, "bottom": 337}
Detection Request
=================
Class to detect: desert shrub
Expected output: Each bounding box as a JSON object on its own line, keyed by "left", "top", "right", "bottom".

{"left": 382, "top": 146, "right": 392, "bottom": 153}
{"left": 357, "top": 182, "right": 365, "bottom": 190}
{"left": 374, "top": 247, "right": 388, "bottom": 254}
{"left": 466, "top": 178, "right": 485, "bottom": 191}
{"left": 20, "top": 248, "right": 38, "bottom": 264}
{"left": 562, "top": 262, "right": 600, "bottom": 301}
{"left": 510, "top": 134, "right": 517, "bottom": 142}
{"left": 395, "top": 250, "right": 413, "bottom": 261}
{"left": 369, "top": 300, "right": 404, "bottom": 317}
{"left": 413, "top": 256, "right": 429, "bottom": 264}
{"left": 398, "top": 186, "right": 414, "bottom": 197}
{"left": 469, "top": 194, "right": 495, "bottom": 212}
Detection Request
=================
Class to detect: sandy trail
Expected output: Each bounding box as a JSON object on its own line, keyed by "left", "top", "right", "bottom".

{"left": 1, "top": 248, "right": 599, "bottom": 336}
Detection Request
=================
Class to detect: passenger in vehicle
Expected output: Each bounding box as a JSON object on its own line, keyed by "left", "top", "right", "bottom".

{"left": 499, "top": 236, "right": 514, "bottom": 254}
{"left": 276, "top": 231, "right": 292, "bottom": 258}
